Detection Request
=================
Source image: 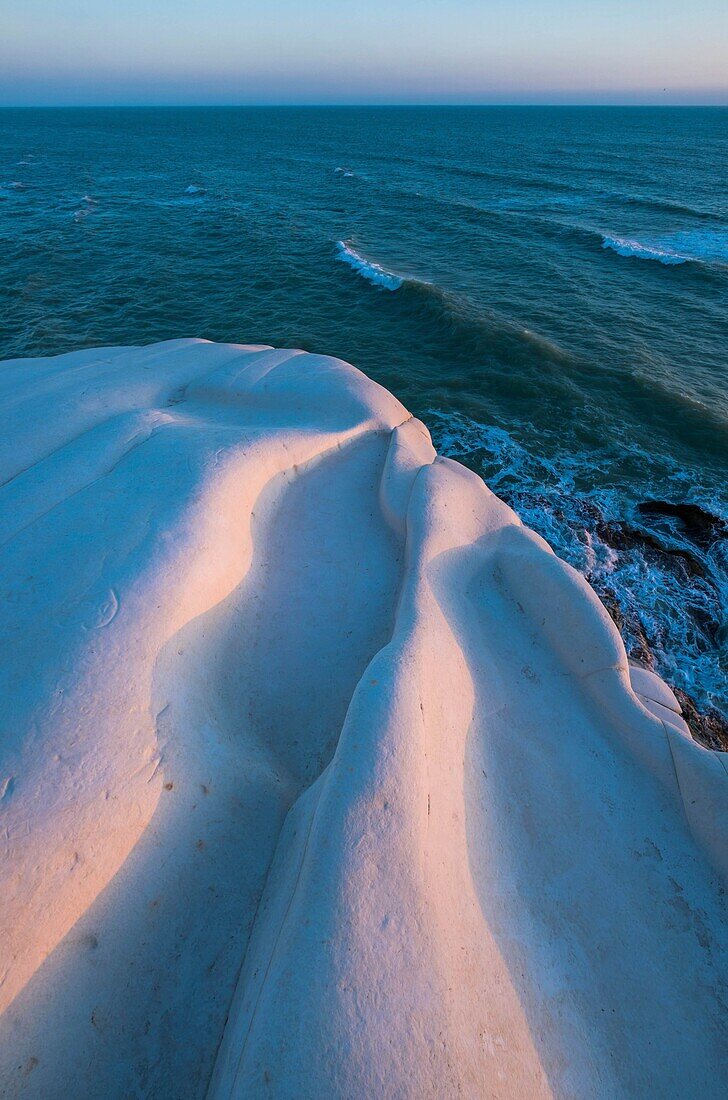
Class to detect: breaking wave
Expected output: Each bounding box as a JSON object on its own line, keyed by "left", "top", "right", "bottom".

{"left": 602, "top": 230, "right": 728, "bottom": 267}
{"left": 334, "top": 240, "right": 581, "bottom": 377}
{"left": 335, "top": 241, "right": 404, "bottom": 290}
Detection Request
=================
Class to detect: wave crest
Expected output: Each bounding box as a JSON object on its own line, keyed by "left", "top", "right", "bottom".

{"left": 333, "top": 241, "right": 581, "bottom": 376}
{"left": 602, "top": 230, "right": 728, "bottom": 267}
{"left": 602, "top": 236, "right": 688, "bottom": 265}
{"left": 335, "top": 241, "right": 404, "bottom": 290}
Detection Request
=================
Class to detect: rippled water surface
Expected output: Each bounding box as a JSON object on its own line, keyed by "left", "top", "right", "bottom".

{"left": 1, "top": 106, "right": 726, "bottom": 713}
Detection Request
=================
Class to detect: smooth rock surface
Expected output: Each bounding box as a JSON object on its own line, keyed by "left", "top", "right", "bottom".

{"left": 0, "top": 340, "right": 726, "bottom": 1099}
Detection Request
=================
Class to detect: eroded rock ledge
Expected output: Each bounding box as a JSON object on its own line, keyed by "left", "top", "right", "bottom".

{"left": 0, "top": 341, "right": 726, "bottom": 1099}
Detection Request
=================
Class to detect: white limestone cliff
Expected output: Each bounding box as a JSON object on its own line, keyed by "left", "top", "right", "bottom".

{"left": 0, "top": 340, "right": 725, "bottom": 1098}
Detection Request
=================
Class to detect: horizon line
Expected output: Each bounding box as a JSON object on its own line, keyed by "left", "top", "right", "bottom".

{"left": 1, "top": 100, "right": 726, "bottom": 109}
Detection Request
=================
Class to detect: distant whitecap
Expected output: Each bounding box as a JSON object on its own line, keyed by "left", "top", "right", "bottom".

{"left": 602, "top": 230, "right": 728, "bottom": 267}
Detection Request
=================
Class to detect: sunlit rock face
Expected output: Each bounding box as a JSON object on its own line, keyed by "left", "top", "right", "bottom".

{"left": 0, "top": 340, "right": 726, "bottom": 1099}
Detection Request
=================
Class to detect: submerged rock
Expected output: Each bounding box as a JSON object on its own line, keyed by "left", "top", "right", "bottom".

{"left": 638, "top": 499, "right": 727, "bottom": 549}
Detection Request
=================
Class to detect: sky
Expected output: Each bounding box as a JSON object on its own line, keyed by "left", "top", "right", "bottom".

{"left": 1, "top": 0, "right": 727, "bottom": 106}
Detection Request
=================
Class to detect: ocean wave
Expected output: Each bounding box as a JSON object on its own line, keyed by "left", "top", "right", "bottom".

{"left": 602, "top": 230, "right": 728, "bottom": 267}
{"left": 489, "top": 194, "right": 566, "bottom": 212}
{"left": 72, "top": 194, "right": 99, "bottom": 223}
{"left": 629, "top": 368, "right": 728, "bottom": 439}
{"left": 602, "top": 236, "right": 688, "bottom": 265}
{"left": 434, "top": 162, "right": 579, "bottom": 196}
{"left": 334, "top": 241, "right": 581, "bottom": 376}
{"left": 400, "top": 277, "right": 579, "bottom": 371}
{"left": 335, "top": 241, "right": 404, "bottom": 290}
{"left": 621, "top": 193, "right": 720, "bottom": 221}
{"left": 334, "top": 167, "right": 355, "bottom": 178}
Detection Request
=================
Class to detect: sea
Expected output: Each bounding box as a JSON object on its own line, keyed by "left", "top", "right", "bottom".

{"left": 1, "top": 106, "right": 726, "bottom": 717}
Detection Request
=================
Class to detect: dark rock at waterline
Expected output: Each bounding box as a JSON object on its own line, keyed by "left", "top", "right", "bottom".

{"left": 637, "top": 500, "right": 727, "bottom": 550}
{"left": 672, "top": 688, "right": 728, "bottom": 752}
{"left": 502, "top": 488, "right": 725, "bottom": 726}
{"left": 594, "top": 518, "right": 707, "bottom": 580}
{"left": 595, "top": 519, "right": 722, "bottom": 649}
{"left": 600, "top": 589, "right": 728, "bottom": 749}
{"left": 599, "top": 588, "right": 625, "bottom": 632}
{"left": 599, "top": 587, "right": 655, "bottom": 669}
{"left": 627, "top": 635, "right": 656, "bottom": 671}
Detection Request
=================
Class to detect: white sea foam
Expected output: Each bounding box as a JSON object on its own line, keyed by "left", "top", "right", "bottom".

{"left": 185, "top": 184, "right": 206, "bottom": 195}
{"left": 72, "top": 194, "right": 98, "bottom": 222}
{"left": 602, "top": 230, "right": 728, "bottom": 266}
{"left": 335, "top": 241, "right": 403, "bottom": 290}
{"left": 602, "top": 236, "right": 688, "bottom": 265}
{"left": 426, "top": 407, "right": 727, "bottom": 714}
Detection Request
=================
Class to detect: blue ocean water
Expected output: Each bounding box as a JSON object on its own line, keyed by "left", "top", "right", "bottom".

{"left": 1, "top": 106, "right": 726, "bottom": 715}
